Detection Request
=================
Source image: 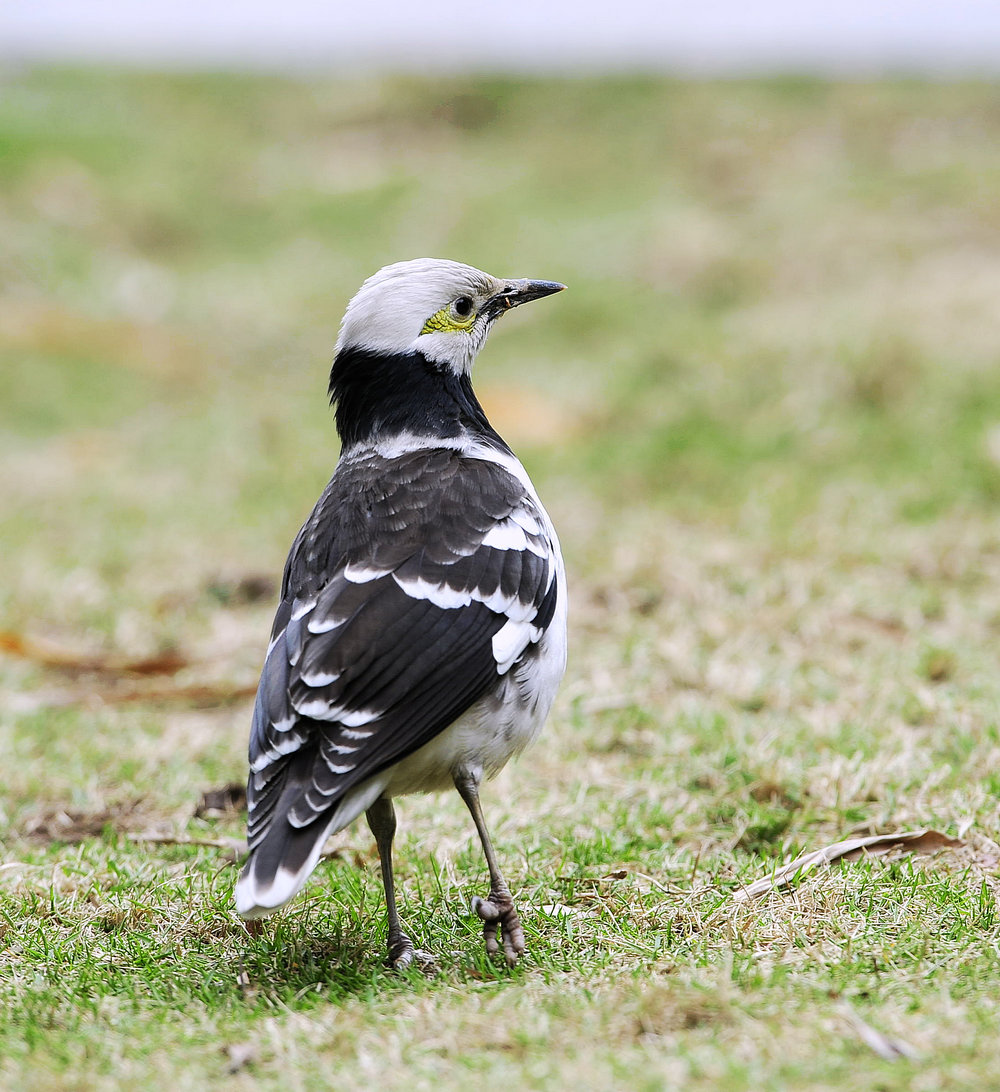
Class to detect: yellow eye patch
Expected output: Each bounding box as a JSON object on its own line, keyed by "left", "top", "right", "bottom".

{"left": 420, "top": 305, "right": 476, "bottom": 335}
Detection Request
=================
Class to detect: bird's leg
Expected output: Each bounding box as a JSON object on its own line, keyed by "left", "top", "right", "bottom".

{"left": 453, "top": 768, "right": 526, "bottom": 966}
{"left": 366, "top": 796, "right": 416, "bottom": 969}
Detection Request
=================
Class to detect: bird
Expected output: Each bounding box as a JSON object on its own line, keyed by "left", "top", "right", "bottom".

{"left": 234, "top": 258, "right": 567, "bottom": 967}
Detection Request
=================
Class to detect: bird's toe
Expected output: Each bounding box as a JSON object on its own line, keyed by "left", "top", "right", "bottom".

{"left": 471, "top": 894, "right": 501, "bottom": 923}
{"left": 501, "top": 917, "right": 525, "bottom": 966}
{"left": 472, "top": 891, "right": 525, "bottom": 964}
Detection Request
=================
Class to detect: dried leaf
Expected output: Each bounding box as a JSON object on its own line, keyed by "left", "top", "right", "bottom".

{"left": 99, "top": 680, "right": 257, "bottom": 706}
{"left": 128, "top": 832, "right": 244, "bottom": 861}
{"left": 20, "top": 801, "right": 145, "bottom": 844}
{"left": 194, "top": 782, "right": 247, "bottom": 818}
{"left": 0, "top": 630, "right": 188, "bottom": 677}
{"left": 9, "top": 679, "right": 257, "bottom": 711}
{"left": 734, "top": 829, "right": 963, "bottom": 901}
{"left": 18, "top": 802, "right": 244, "bottom": 859}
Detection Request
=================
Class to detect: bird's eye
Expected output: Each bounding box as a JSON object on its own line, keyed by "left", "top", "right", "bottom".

{"left": 452, "top": 296, "right": 474, "bottom": 318}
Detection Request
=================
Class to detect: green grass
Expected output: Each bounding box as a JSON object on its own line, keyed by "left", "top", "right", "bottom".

{"left": 3, "top": 68, "right": 1000, "bottom": 1090}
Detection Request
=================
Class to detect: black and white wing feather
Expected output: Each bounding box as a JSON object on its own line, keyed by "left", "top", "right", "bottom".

{"left": 236, "top": 446, "right": 559, "bottom": 914}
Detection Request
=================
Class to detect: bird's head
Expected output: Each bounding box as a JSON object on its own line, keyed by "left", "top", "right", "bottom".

{"left": 334, "top": 258, "right": 565, "bottom": 374}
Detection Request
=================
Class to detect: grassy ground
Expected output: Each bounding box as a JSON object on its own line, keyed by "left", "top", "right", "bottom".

{"left": 2, "top": 68, "right": 1000, "bottom": 1089}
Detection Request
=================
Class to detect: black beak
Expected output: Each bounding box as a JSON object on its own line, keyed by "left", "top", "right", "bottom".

{"left": 487, "top": 279, "right": 566, "bottom": 317}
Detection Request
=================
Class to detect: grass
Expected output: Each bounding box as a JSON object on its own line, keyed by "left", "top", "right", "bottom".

{"left": 2, "top": 68, "right": 1000, "bottom": 1089}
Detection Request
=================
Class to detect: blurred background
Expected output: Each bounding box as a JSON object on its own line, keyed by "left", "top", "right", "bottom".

{"left": 6, "top": 1, "right": 1000, "bottom": 72}
{"left": 2, "top": 2, "right": 1000, "bottom": 821}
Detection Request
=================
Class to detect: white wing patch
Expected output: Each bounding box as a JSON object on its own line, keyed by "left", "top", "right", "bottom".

{"left": 342, "top": 726, "right": 375, "bottom": 740}
{"left": 325, "top": 742, "right": 358, "bottom": 756}
{"left": 492, "top": 618, "right": 534, "bottom": 674}
{"left": 306, "top": 613, "right": 343, "bottom": 634}
{"left": 482, "top": 513, "right": 549, "bottom": 557}
{"left": 510, "top": 508, "right": 541, "bottom": 536}
{"left": 481, "top": 520, "right": 528, "bottom": 552}
{"left": 337, "top": 706, "right": 383, "bottom": 727}
{"left": 298, "top": 667, "right": 342, "bottom": 687}
{"left": 344, "top": 561, "right": 388, "bottom": 584}
{"left": 290, "top": 694, "right": 383, "bottom": 725}
{"left": 249, "top": 727, "right": 309, "bottom": 771}
{"left": 392, "top": 572, "right": 473, "bottom": 609}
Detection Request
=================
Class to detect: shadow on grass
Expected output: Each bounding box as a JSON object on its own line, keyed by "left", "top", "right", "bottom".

{"left": 238, "top": 925, "right": 389, "bottom": 1006}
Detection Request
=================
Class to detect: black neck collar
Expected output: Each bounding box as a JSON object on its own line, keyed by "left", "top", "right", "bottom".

{"left": 328, "top": 347, "right": 510, "bottom": 453}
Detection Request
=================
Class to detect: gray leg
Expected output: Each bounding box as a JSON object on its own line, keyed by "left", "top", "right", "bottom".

{"left": 454, "top": 769, "right": 526, "bottom": 966}
{"left": 366, "top": 796, "right": 415, "bottom": 968}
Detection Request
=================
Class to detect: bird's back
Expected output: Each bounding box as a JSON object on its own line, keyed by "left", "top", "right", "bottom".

{"left": 236, "top": 438, "right": 565, "bottom": 917}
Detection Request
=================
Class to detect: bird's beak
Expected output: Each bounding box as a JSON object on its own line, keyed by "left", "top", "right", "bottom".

{"left": 488, "top": 279, "right": 566, "bottom": 317}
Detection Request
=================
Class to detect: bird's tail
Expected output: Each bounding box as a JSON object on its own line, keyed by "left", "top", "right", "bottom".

{"left": 235, "top": 815, "right": 338, "bottom": 919}
{"left": 235, "top": 775, "right": 389, "bottom": 919}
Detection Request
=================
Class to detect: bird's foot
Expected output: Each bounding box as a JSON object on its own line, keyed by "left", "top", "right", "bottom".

{"left": 387, "top": 930, "right": 435, "bottom": 972}
{"left": 472, "top": 887, "right": 525, "bottom": 966}
{"left": 387, "top": 929, "right": 415, "bottom": 968}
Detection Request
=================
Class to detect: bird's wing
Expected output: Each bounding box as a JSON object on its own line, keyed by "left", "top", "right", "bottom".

{"left": 246, "top": 446, "right": 559, "bottom": 850}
